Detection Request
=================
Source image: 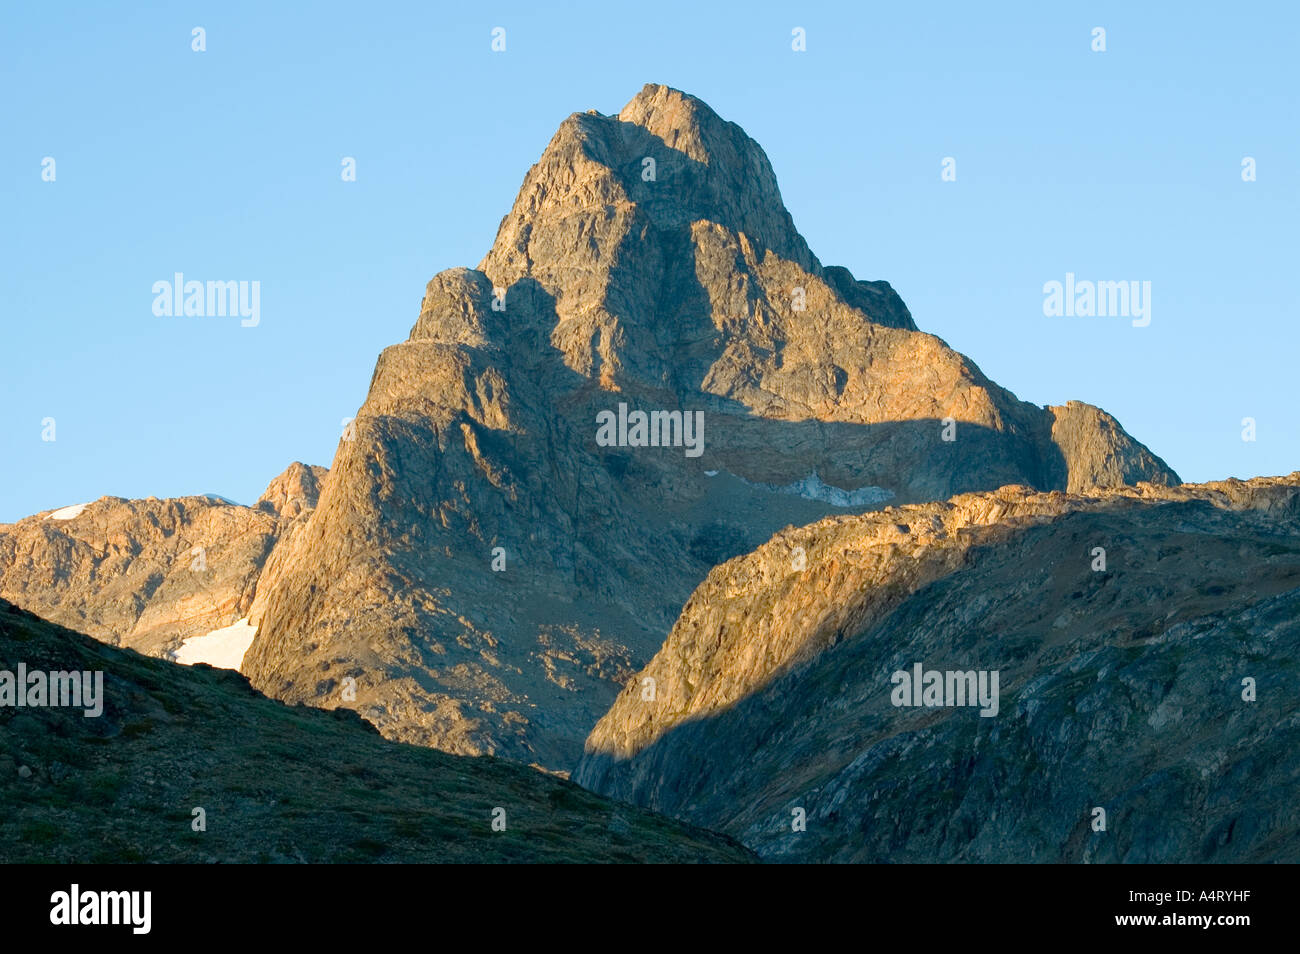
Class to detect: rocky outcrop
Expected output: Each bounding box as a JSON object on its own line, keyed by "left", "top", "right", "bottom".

{"left": 0, "top": 463, "right": 325, "bottom": 659}
{"left": 254, "top": 462, "right": 327, "bottom": 526}
{"left": 1046, "top": 402, "right": 1174, "bottom": 493}
{"left": 576, "top": 474, "right": 1300, "bottom": 862}
{"left": 242, "top": 84, "right": 1177, "bottom": 771}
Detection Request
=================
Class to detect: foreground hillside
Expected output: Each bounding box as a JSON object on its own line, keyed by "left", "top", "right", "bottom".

{"left": 577, "top": 475, "right": 1300, "bottom": 862}
{"left": 0, "top": 599, "right": 751, "bottom": 863}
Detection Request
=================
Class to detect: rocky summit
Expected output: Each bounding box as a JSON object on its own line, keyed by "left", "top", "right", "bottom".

{"left": 576, "top": 474, "right": 1300, "bottom": 862}
{"left": 238, "top": 84, "right": 1176, "bottom": 771}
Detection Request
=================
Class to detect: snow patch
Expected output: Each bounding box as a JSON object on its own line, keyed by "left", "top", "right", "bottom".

{"left": 724, "top": 470, "right": 893, "bottom": 508}
{"left": 46, "top": 503, "right": 90, "bottom": 521}
{"left": 773, "top": 472, "right": 894, "bottom": 507}
{"left": 171, "top": 618, "right": 257, "bottom": 671}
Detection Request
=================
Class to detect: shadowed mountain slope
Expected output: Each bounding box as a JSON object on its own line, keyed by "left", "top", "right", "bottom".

{"left": 0, "top": 599, "right": 751, "bottom": 863}
{"left": 576, "top": 474, "right": 1300, "bottom": 862}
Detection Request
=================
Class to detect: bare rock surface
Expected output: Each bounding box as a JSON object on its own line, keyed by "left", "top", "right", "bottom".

{"left": 241, "top": 85, "right": 1176, "bottom": 770}
{"left": 576, "top": 474, "right": 1300, "bottom": 862}
{"left": 0, "top": 463, "right": 325, "bottom": 660}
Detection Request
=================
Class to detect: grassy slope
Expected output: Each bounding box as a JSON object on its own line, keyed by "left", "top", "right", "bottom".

{"left": 0, "top": 600, "right": 751, "bottom": 863}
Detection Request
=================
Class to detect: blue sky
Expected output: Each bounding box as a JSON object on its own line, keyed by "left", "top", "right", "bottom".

{"left": 2, "top": 1, "right": 1296, "bottom": 522}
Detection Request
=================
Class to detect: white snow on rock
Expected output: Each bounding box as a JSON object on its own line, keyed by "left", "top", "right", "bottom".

{"left": 774, "top": 472, "right": 894, "bottom": 507}
{"left": 728, "top": 470, "right": 893, "bottom": 507}
{"left": 46, "top": 503, "right": 90, "bottom": 521}
{"left": 171, "top": 618, "right": 257, "bottom": 671}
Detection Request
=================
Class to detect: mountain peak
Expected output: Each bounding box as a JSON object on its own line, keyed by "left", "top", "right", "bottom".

{"left": 615, "top": 83, "right": 726, "bottom": 165}
{"left": 239, "top": 85, "right": 1179, "bottom": 770}
{"left": 478, "top": 84, "right": 818, "bottom": 309}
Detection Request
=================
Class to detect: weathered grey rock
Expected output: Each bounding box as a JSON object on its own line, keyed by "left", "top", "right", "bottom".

{"left": 576, "top": 474, "right": 1300, "bottom": 862}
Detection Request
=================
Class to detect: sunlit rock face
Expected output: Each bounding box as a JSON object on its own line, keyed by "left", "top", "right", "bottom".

{"left": 0, "top": 463, "right": 325, "bottom": 660}
{"left": 234, "top": 84, "right": 1175, "bottom": 770}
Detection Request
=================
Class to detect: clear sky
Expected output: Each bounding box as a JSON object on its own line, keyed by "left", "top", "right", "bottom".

{"left": 3, "top": 1, "right": 1296, "bottom": 522}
